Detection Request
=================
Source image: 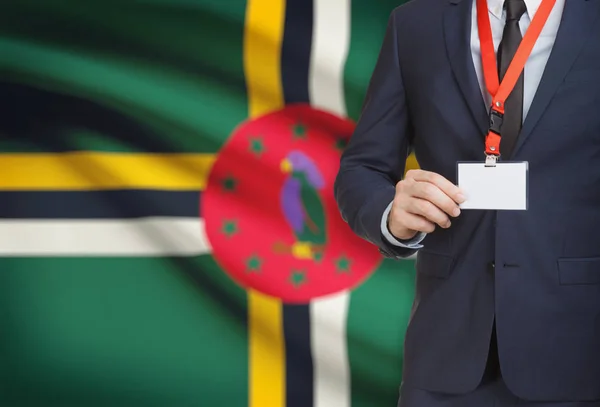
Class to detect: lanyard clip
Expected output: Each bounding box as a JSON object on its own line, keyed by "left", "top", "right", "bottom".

{"left": 489, "top": 108, "right": 504, "bottom": 135}
{"left": 485, "top": 107, "right": 503, "bottom": 158}
{"left": 485, "top": 154, "right": 498, "bottom": 167}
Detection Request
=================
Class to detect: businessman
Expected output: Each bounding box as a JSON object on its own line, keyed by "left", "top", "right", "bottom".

{"left": 334, "top": 0, "right": 600, "bottom": 406}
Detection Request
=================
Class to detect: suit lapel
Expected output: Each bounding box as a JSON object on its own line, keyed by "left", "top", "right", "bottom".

{"left": 444, "top": 0, "right": 489, "bottom": 137}
{"left": 513, "top": 0, "right": 600, "bottom": 155}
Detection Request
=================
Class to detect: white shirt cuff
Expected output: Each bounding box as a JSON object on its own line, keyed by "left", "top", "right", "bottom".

{"left": 380, "top": 201, "right": 426, "bottom": 248}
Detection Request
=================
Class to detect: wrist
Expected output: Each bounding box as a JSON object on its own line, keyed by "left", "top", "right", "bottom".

{"left": 387, "top": 209, "right": 418, "bottom": 241}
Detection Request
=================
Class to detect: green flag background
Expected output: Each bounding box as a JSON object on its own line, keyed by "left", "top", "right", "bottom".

{"left": 0, "top": 1, "right": 418, "bottom": 406}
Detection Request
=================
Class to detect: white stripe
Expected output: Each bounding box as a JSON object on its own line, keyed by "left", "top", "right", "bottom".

{"left": 0, "top": 217, "right": 211, "bottom": 256}
{"left": 309, "top": 0, "right": 351, "bottom": 117}
{"left": 309, "top": 1, "right": 352, "bottom": 407}
{"left": 310, "top": 292, "right": 351, "bottom": 407}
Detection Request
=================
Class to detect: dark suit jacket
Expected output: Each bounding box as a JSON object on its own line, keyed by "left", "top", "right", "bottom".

{"left": 334, "top": 0, "right": 600, "bottom": 401}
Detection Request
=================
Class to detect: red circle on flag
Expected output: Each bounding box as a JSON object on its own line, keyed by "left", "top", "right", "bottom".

{"left": 202, "top": 104, "right": 382, "bottom": 303}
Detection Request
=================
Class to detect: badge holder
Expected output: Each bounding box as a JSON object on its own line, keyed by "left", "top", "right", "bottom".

{"left": 457, "top": 160, "right": 529, "bottom": 211}
{"left": 457, "top": 108, "right": 529, "bottom": 211}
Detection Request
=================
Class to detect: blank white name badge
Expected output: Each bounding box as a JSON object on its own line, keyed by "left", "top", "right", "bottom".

{"left": 457, "top": 161, "right": 528, "bottom": 210}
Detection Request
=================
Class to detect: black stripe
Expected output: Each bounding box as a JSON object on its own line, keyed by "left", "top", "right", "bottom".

{"left": 281, "top": 0, "right": 314, "bottom": 104}
{"left": 0, "top": 191, "right": 201, "bottom": 218}
{"left": 0, "top": 81, "right": 222, "bottom": 153}
{"left": 281, "top": 1, "right": 315, "bottom": 406}
{"left": 283, "top": 305, "right": 314, "bottom": 406}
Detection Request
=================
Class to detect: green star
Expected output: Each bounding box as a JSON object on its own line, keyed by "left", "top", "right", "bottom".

{"left": 246, "top": 255, "right": 263, "bottom": 273}
{"left": 292, "top": 123, "right": 307, "bottom": 139}
{"left": 335, "top": 255, "right": 352, "bottom": 273}
{"left": 248, "top": 136, "right": 265, "bottom": 156}
{"left": 221, "top": 175, "right": 238, "bottom": 192}
{"left": 334, "top": 137, "right": 348, "bottom": 151}
{"left": 289, "top": 269, "right": 307, "bottom": 287}
{"left": 313, "top": 251, "right": 324, "bottom": 263}
{"left": 221, "top": 220, "right": 238, "bottom": 238}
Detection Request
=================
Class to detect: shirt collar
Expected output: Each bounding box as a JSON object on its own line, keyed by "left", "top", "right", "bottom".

{"left": 487, "top": 0, "right": 543, "bottom": 20}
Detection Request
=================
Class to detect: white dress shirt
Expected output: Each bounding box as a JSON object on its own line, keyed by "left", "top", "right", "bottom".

{"left": 381, "top": 0, "right": 566, "bottom": 249}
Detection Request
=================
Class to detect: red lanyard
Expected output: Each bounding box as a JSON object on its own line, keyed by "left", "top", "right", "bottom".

{"left": 477, "top": 0, "right": 556, "bottom": 158}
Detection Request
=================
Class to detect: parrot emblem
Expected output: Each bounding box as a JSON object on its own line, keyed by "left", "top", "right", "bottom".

{"left": 274, "top": 150, "right": 326, "bottom": 262}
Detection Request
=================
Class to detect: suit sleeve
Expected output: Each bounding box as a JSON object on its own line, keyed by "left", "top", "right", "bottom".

{"left": 334, "top": 10, "right": 416, "bottom": 259}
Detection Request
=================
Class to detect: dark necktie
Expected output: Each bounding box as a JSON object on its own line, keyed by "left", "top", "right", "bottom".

{"left": 497, "top": 0, "right": 527, "bottom": 159}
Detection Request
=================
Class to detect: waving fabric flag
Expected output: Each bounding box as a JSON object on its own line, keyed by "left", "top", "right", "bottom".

{"left": 0, "top": 1, "right": 419, "bottom": 406}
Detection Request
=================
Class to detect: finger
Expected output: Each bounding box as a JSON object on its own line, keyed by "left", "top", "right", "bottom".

{"left": 393, "top": 211, "right": 436, "bottom": 234}
{"left": 405, "top": 170, "right": 465, "bottom": 204}
{"left": 406, "top": 197, "right": 452, "bottom": 228}
{"left": 411, "top": 181, "right": 461, "bottom": 218}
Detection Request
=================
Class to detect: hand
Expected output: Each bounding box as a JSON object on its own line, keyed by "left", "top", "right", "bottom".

{"left": 388, "top": 169, "right": 466, "bottom": 241}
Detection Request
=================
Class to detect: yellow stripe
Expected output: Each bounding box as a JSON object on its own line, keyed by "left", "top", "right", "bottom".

{"left": 248, "top": 293, "right": 286, "bottom": 407}
{"left": 0, "top": 152, "right": 215, "bottom": 190}
{"left": 244, "top": 0, "right": 285, "bottom": 119}
{"left": 244, "top": 0, "right": 286, "bottom": 406}
{"left": 404, "top": 153, "right": 420, "bottom": 175}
